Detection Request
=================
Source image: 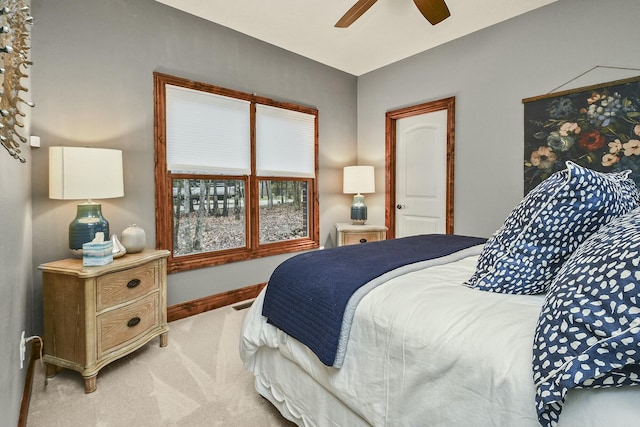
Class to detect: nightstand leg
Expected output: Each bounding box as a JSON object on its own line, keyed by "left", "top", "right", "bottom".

{"left": 83, "top": 375, "right": 97, "bottom": 393}
{"left": 45, "top": 363, "right": 62, "bottom": 378}
{"left": 159, "top": 331, "right": 168, "bottom": 347}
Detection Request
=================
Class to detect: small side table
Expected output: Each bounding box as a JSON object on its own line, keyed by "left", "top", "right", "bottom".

{"left": 335, "top": 223, "right": 387, "bottom": 246}
{"left": 39, "top": 249, "right": 170, "bottom": 393}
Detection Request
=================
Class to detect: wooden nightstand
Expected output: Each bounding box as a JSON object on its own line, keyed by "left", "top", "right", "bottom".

{"left": 39, "top": 249, "right": 170, "bottom": 393}
{"left": 335, "top": 223, "right": 387, "bottom": 246}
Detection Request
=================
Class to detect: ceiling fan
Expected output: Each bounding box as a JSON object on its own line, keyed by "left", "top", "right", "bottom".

{"left": 335, "top": 0, "right": 450, "bottom": 28}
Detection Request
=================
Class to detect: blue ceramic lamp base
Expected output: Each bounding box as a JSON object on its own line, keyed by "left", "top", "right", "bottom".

{"left": 350, "top": 193, "right": 367, "bottom": 225}
{"left": 69, "top": 202, "right": 110, "bottom": 255}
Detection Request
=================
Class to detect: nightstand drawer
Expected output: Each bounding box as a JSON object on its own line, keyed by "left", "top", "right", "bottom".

{"left": 96, "top": 262, "right": 158, "bottom": 311}
{"left": 97, "top": 292, "right": 159, "bottom": 357}
{"left": 342, "top": 231, "right": 384, "bottom": 245}
{"left": 335, "top": 223, "right": 387, "bottom": 247}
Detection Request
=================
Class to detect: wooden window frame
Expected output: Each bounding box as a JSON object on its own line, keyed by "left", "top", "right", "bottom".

{"left": 154, "top": 72, "right": 319, "bottom": 273}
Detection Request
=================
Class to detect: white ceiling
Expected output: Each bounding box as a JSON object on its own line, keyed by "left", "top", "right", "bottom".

{"left": 155, "top": 0, "right": 557, "bottom": 76}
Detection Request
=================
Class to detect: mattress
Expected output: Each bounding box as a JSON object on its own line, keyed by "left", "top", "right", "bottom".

{"left": 240, "top": 254, "right": 640, "bottom": 426}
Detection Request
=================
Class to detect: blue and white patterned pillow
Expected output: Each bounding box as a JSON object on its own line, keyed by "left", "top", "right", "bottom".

{"left": 465, "top": 161, "right": 640, "bottom": 294}
{"left": 532, "top": 207, "right": 640, "bottom": 427}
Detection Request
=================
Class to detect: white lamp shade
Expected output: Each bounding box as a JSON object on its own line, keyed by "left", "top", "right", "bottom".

{"left": 49, "top": 147, "right": 124, "bottom": 200}
{"left": 343, "top": 165, "right": 375, "bottom": 194}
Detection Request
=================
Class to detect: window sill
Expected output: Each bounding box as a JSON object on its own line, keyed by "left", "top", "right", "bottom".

{"left": 165, "top": 239, "right": 320, "bottom": 274}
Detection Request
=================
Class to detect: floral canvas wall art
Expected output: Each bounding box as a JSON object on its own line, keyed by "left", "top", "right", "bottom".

{"left": 523, "top": 76, "right": 640, "bottom": 194}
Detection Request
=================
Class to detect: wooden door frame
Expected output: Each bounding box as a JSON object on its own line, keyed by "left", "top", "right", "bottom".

{"left": 385, "top": 96, "right": 455, "bottom": 239}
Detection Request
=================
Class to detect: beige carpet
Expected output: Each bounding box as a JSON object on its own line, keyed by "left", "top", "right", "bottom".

{"left": 27, "top": 302, "right": 296, "bottom": 427}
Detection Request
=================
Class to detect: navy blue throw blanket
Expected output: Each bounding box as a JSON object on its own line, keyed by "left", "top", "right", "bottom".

{"left": 262, "top": 234, "right": 486, "bottom": 366}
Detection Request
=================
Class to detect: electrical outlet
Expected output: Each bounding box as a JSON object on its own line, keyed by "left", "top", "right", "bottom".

{"left": 20, "top": 331, "right": 26, "bottom": 369}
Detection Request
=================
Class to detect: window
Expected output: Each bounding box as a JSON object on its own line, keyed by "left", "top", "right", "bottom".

{"left": 154, "top": 73, "right": 319, "bottom": 273}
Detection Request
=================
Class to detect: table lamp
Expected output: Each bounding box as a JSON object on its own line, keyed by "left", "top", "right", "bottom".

{"left": 343, "top": 165, "right": 375, "bottom": 225}
{"left": 49, "top": 146, "right": 124, "bottom": 254}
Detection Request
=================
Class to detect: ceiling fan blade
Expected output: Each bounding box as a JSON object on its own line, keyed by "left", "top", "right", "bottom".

{"left": 413, "top": 0, "right": 450, "bottom": 25}
{"left": 335, "top": 0, "right": 378, "bottom": 28}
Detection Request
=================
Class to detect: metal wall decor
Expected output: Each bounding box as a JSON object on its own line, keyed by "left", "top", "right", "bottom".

{"left": 0, "top": 0, "right": 33, "bottom": 163}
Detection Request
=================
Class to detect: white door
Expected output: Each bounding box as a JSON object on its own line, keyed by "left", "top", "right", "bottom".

{"left": 395, "top": 109, "right": 448, "bottom": 237}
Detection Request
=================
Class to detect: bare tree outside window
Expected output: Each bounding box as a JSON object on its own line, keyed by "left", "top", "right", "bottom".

{"left": 172, "top": 178, "right": 246, "bottom": 256}
{"left": 259, "top": 180, "right": 308, "bottom": 244}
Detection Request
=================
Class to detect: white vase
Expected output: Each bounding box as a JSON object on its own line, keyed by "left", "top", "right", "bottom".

{"left": 121, "top": 224, "right": 146, "bottom": 254}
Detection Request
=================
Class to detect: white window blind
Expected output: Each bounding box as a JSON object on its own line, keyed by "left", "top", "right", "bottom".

{"left": 166, "top": 85, "right": 251, "bottom": 175}
{"left": 255, "top": 104, "right": 316, "bottom": 178}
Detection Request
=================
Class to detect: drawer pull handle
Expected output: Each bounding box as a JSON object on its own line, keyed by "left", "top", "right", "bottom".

{"left": 127, "top": 279, "right": 141, "bottom": 289}
{"left": 359, "top": 238, "right": 368, "bottom": 243}
{"left": 127, "top": 317, "right": 141, "bottom": 327}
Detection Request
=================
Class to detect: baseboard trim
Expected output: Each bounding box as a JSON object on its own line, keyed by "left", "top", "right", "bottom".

{"left": 167, "top": 282, "right": 266, "bottom": 322}
{"left": 18, "top": 338, "right": 42, "bottom": 427}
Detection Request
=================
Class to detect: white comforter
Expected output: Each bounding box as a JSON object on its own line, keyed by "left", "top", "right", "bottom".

{"left": 240, "top": 255, "right": 640, "bottom": 426}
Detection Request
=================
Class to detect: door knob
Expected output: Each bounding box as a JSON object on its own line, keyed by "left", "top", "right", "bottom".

{"left": 396, "top": 204, "right": 405, "bottom": 209}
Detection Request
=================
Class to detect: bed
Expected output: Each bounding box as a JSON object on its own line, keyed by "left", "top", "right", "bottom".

{"left": 240, "top": 162, "right": 640, "bottom": 427}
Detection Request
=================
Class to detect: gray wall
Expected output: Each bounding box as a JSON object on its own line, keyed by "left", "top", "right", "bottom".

{"left": 0, "top": 67, "right": 33, "bottom": 426}
{"left": 0, "top": 139, "right": 32, "bottom": 426}
{"left": 358, "top": 0, "right": 640, "bottom": 237}
{"left": 29, "top": 0, "right": 357, "bottom": 326}
{"left": 1, "top": 0, "right": 33, "bottom": 422}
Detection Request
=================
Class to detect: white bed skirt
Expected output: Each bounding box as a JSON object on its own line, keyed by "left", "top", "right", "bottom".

{"left": 252, "top": 346, "right": 370, "bottom": 426}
